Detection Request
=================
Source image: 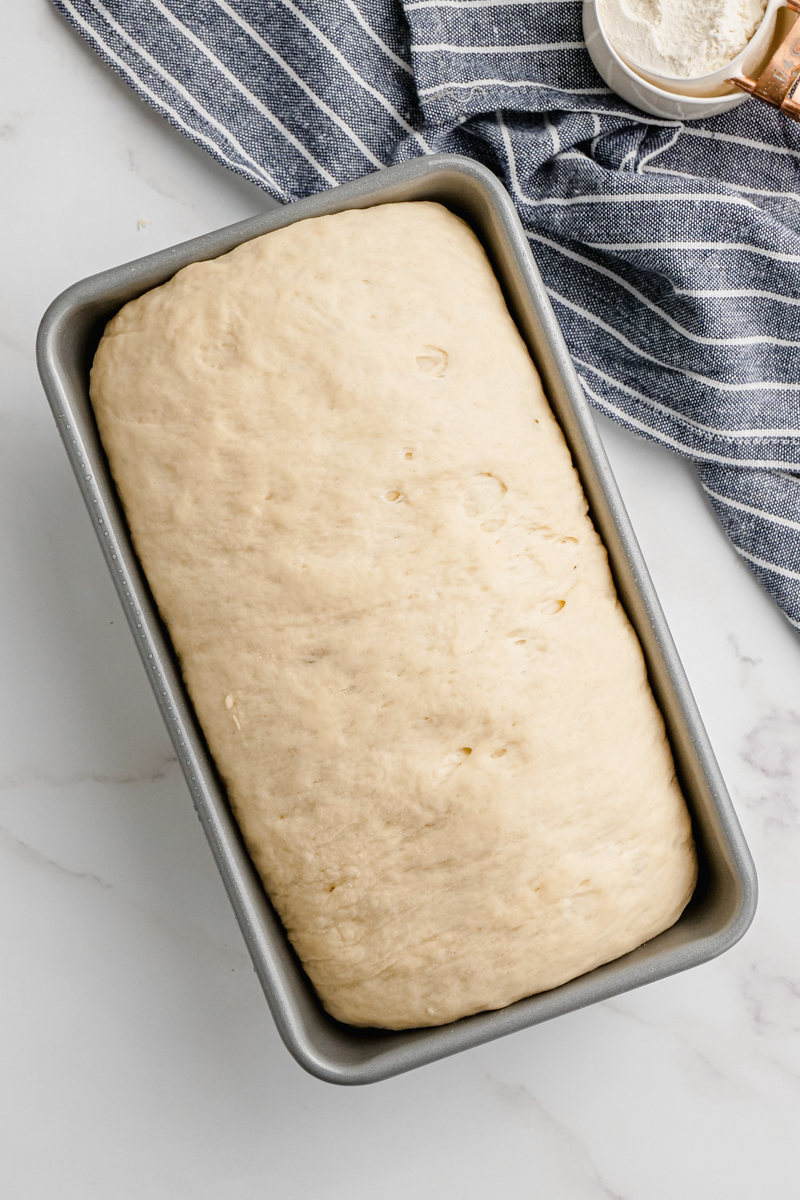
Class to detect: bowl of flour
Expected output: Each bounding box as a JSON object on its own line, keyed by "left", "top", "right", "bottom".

{"left": 584, "top": 0, "right": 786, "bottom": 115}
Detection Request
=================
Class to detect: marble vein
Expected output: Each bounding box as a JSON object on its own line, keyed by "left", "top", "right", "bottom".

{"left": 603, "top": 999, "right": 753, "bottom": 1099}
{"left": 741, "top": 960, "right": 800, "bottom": 1039}
{"left": 0, "top": 807, "right": 252, "bottom": 968}
{"left": 728, "top": 632, "right": 763, "bottom": 669}
{"left": 740, "top": 706, "right": 800, "bottom": 832}
{"left": 0, "top": 753, "right": 178, "bottom": 792}
{"left": 0, "top": 819, "right": 112, "bottom": 891}
{"left": 483, "top": 1069, "right": 628, "bottom": 1199}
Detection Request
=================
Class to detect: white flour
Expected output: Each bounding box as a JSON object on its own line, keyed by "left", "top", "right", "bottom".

{"left": 598, "top": 0, "right": 769, "bottom": 77}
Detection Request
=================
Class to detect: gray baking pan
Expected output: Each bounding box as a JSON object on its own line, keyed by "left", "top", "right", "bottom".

{"left": 37, "top": 154, "right": 757, "bottom": 1086}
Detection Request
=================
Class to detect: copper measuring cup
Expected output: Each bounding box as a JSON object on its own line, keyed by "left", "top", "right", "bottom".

{"left": 729, "top": 0, "right": 800, "bottom": 119}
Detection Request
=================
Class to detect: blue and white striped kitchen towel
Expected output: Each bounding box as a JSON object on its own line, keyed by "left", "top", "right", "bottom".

{"left": 53, "top": 0, "right": 800, "bottom": 630}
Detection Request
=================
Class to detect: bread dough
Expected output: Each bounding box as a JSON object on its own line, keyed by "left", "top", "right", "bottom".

{"left": 90, "top": 201, "right": 697, "bottom": 1029}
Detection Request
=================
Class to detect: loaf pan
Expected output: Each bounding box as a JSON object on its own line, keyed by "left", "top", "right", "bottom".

{"left": 37, "top": 154, "right": 757, "bottom": 1085}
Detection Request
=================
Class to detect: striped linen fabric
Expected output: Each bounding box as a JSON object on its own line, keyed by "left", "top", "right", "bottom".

{"left": 52, "top": 0, "right": 800, "bottom": 630}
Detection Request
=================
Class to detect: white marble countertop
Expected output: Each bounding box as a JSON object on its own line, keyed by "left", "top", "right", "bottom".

{"left": 4, "top": 4, "right": 800, "bottom": 1196}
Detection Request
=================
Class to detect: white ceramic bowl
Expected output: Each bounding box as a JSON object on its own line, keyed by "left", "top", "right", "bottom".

{"left": 614, "top": 0, "right": 784, "bottom": 96}
{"left": 582, "top": 0, "right": 787, "bottom": 119}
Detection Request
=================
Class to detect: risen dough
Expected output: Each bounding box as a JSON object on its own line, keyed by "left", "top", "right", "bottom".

{"left": 90, "top": 201, "right": 697, "bottom": 1029}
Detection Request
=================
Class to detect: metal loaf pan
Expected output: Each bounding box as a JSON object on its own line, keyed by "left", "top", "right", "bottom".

{"left": 37, "top": 154, "right": 757, "bottom": 1085}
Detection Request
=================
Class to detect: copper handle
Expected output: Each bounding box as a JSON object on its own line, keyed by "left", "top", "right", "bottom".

{"left": 728, "top": 0, "right": 800, "bottom": 118}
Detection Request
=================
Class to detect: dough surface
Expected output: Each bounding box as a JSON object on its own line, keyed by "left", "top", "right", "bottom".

{"left": 90, "top": 201, "right": 697, "bottom": 1029}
